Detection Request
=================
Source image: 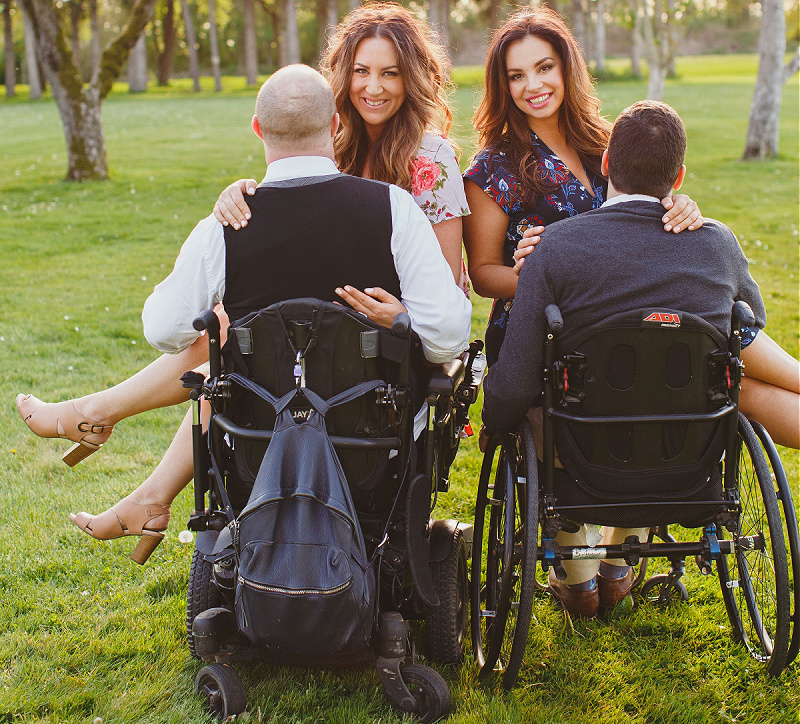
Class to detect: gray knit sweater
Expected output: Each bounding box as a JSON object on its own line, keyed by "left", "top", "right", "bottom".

{"left": 482, "top": 200, "right": 766, "bottom": 431}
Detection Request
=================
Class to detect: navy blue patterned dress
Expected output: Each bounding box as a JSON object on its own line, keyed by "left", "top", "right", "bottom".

{"left": 464, "top": 133, "right": 606, "bottom": 364}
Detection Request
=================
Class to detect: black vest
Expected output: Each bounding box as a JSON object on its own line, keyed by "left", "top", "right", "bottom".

{"left": 223, "top": 174, "right": 400, "bottom": 325}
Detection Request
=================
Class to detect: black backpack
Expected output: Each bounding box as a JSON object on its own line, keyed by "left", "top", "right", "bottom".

{"left": 230, "top": 375, "right": 378, "bottom": 656}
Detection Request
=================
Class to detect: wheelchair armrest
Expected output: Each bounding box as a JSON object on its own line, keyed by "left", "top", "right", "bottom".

{"left": 427, "top": 357, "right": 466, "bottom": 398}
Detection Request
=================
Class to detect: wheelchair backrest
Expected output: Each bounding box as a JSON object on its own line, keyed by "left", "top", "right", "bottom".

{"left": 550, "top": 308, "right": 734, "bottom": 498}
{"left": 221, "top": 299, "right": 417, "bottom": 511}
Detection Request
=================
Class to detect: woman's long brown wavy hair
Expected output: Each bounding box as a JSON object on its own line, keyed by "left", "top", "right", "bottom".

{"left": 320, "top": 2, "right": 453, "bottom": 192}
{"left": 474, "top": 7, "right": 611, "bottom": 209}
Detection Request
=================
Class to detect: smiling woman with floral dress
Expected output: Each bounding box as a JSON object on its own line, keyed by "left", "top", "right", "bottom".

{"left": 214, "top": 2, "right": 470, "bottom": 288}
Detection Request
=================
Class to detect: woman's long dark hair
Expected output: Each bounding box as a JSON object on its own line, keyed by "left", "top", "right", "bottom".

{"left": 474, "top": 7, "right": 611, "bottom": 208}
{"left": 321, "top": 2, "right": 453, "bottom": 191}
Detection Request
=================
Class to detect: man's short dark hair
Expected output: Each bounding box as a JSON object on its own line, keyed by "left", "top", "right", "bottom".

{"left": 607, "top": 101, "right": 687, "bottom": 199}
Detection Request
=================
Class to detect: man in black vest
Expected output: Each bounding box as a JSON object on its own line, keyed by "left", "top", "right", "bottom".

{"left": 142, "top": 64, "right": 470, "bottom": 368}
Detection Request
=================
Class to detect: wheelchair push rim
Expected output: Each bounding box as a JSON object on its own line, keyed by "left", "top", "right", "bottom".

{"left": 470, "top": 422, "right": 538, "bottom": 688}
{"left": 717, "top": 415, "right": 791, "bottom": 676}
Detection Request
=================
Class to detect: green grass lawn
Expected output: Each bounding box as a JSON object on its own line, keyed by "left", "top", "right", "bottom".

{"left": 1, "top": 55, "right": 798, "bottom": 723}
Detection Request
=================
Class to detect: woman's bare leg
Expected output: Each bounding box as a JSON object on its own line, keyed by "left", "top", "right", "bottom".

{"left": 125, "top": 406, "right": 200, "bottom": 507}
{"left": 739, "top": 377, "right": 800, "bottom": 448}
{"left": 76, "top": 338, "right": 208, "bottom": 426}
{"left": 739, "top": 332, "right": 800, "bottom": 448}
{"left": 741, "top": 332, "right": 800, "bottom": 393}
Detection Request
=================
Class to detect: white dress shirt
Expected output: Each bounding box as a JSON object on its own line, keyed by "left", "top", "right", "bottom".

{"left": 142, "top": 156, "right": 471, "bottom": 365}
{"left": 602, "top": 193, "right": 661, "bottom": 207}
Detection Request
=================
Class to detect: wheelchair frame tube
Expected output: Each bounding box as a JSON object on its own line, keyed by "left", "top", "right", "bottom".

{"left": 212, "top": 414, "right": 403, "bottom": 450}
{"left": 192, "top": 396, "right": 208, "bottom": 515}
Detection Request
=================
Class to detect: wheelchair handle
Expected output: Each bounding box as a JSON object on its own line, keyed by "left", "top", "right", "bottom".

{"left": 391, "top": 312, "right": 411, "bottom": 338}
{"left": 545, "top": 304, "right": 563, "bottom": 334}
{"left": 193, "top": 309, "right": 220, "bottom": 335}
{"left": 193, "top": 309, "right": 222, "bottom": 379}
{"left": 731, "top": 301, "right": 755, "bottom": 329}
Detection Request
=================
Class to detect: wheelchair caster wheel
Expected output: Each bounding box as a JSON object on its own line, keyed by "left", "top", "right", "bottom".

{"left": 195, "top": 663, "right": 246, "bottom": 720}
{"left": 392, "top": 663, "right": 451, "bottom": 724}
{"left": 641, "top": 574, "right": 689, "bottom": 606}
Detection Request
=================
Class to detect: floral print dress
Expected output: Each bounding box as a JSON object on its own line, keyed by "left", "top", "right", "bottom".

{"left": 464, "top": 133, "right": 606, "bottom": 364}
{"left": 410, "top": 133, "right": 470, "bottom": 224}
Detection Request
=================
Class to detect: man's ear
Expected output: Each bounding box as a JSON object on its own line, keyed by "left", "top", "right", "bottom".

{"left": 673, "top": 164, "right": 686, "bottom": 191}
{"left": 600, "top": 149, "right": 610, "bottom": 177}
{"left": 251, "top": 115, "right": 264, "bottom": 140}
{"left": 331, "top": 112, "right": 340, "bottom": 138}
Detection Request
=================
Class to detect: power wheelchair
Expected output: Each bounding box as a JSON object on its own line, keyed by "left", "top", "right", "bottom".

{"left": 471, "top": 302, "right": 798, "bottom": 689}
{"left": 181, "top": 298, "right": 485, "bottom": 722}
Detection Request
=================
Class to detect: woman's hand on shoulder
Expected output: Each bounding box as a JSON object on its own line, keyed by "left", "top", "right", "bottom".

{"left": 512, "top": 225, "right": 545, "bottom": 274}
{"left": 213, "top": 179, "right": 258, "bottom": 229}
{"left": 661, "top": 194, "right": 703, "bottom": 233}
{"left": 334, "top": 286, "right": 407, "bottom": 329}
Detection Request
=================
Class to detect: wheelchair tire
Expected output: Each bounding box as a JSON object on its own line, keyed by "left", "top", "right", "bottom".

{"left": 394, "top": 663, "right": 451, "bottom": 724}
{"left": 425, "top": 527, "right": 468, "bottom": 664}
{"left": 194, "top": 663, "right": 246, "bottom": 720}
{"left": 187, "top": 549, "right": 224, "bottom": 659}
{"left": 717, "top": 414, "right": 791, "bottom": 676}
{"left": 749, "top": 420, "right": 800, "bottom": 667}
{"left": 470, "top": 420, "right": 537, "bottom": 689}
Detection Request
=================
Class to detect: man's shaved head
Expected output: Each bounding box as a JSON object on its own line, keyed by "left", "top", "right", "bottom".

{"left": 254, "top": 64, "right": 337, "bottom": 154}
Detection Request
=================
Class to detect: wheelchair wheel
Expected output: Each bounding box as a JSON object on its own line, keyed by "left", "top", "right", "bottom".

{"left": 749, "top": 420, "right": 800, "bottom": 667}
{"left": 717, "top": 415, "right": 791, "bottom": 676}
{"left": 470, "top": 420, "right": 538, "bottom": 689}
{"left": 187, "top": 550, "right": 224, "bottom": 659}
{"left": 393, "top": 663, "right": 451, "bottom": 724}
{"left": 640, "top": 574, "right": 689, "bottom": 606}
{"left": 195, "top": 663, "right": 246, "bottom": 720}
{"left": 425, "top": 527, "right": 468, "bottom": 664}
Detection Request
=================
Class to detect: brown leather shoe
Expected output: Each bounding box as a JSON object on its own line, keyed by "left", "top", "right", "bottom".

{"left": 548, "top": 570, "right": 599, "bottom": 619}
{"left": 598, "top": 567, "right": 636, "bottom": 616}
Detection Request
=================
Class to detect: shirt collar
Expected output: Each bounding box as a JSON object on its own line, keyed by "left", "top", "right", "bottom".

{"left": 261, "top": 156, "right": 341, "bottom": 184}
{"left": 602, "top": 193, "right": 661, "bottom": 207}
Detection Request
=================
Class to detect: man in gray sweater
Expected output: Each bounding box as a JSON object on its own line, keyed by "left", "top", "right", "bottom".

{"left": 482, "top": 101, "right": 766, "bottom": 618}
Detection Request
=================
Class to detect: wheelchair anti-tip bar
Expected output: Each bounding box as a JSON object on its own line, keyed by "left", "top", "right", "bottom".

{"left": 212, "top": 414, "right": 402, "bottom": 451}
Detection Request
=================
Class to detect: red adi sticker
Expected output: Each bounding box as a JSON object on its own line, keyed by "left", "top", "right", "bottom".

{"left": 642, "top": 311, "right": 681, "bottom": 327}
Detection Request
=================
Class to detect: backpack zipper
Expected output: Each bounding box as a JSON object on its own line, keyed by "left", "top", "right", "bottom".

{"left": 238, "top": 574, "right": 352, "bottom": 596}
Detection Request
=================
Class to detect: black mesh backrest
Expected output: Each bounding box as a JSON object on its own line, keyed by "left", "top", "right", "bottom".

{"left": 221, "top": 299, "right": 416, "bottom": 512}
{"left": 552, "top": 308, "right": 732, "bottom": 500}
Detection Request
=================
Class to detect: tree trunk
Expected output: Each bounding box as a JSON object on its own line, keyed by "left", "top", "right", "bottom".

{"left": 641, "top": 0, "right": 681, "bottom": 100}
{"left": 349, "top": 0, "right": 358, "bottom": 11}
{"left": 179, "top": 0, "right": 200, "bottom": 91}
{"left": 21, "top": 4, "right": 42, "bottom": 98}
{"left": 282, "top": 0, "right": 300, "bottom": 65}
{"left": 570, "top": 0, "right": 587, "bottom": 59}
{"left": 70, "top": 0, "right": 81, "bottom": 71}
{"left": 743, "top": 0, "right": 786, "bottom": 159}
{"left": 4, "top": 0, "right": 16, "bottom": 97}
{"left": 128, "top": 32, "right": 147, "bottom": 91}
{"left": 89, "top": 0, "right": 100, "bottom": 79}
{"left": 20, "top": 0, "right": 157, "bottom": 180}
{"left": 593, "top": 0, "right": 605, "bottom": 73}
{"left": 207, "top": 0, "right": 221, "bottom": 91}
{"left": 629, "top": 0, "right": 643, "bottom": 78}
{"left": 156, "top": 0, "right": 176, "bottom": 86}
{"left": 257, "top": 0, "right": 279, "bottom": 71}
{"left": 243, "top": 0, "right": 258, "bottom": 84}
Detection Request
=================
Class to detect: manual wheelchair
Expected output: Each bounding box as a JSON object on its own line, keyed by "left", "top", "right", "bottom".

{"left": 471, "top": 302, "right": 798, "bottom": 689}
{"left": 181, "top": 298, "right": 484, "bottom": 722}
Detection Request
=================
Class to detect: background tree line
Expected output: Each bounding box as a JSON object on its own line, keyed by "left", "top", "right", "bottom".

{"left": 2, "top": 0, "right": 797, "bottom": 179}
